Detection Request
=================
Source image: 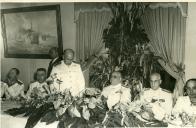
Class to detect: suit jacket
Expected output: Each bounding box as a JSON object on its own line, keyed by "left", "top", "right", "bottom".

{"left": 47, "top": 57, "right": 62, "bottom": 77}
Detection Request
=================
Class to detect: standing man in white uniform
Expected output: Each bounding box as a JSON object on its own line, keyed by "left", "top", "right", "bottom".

{"left": 140, "top": 73, "right": 173, "bottom": 120}
{"left": 48, "top": 49, "right": 85, "bottom": 96}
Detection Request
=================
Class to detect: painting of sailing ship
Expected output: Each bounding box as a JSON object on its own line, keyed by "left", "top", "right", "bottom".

{"left": 1, "top": 5, "right": 62, "bottom": 58}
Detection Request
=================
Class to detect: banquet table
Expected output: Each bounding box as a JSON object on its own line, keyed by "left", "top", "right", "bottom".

{"left": 1, "top": 100, "right": 194, "bottom": 128}
{"left": 1, "top": 101, "right": 59, "bottom": 128}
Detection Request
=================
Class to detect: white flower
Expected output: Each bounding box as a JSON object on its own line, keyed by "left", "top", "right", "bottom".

{"left": 88, "top": 102, "right": 96, "bottom": 109}
{"left": 82, "top": 105, "right": 90, "bottom": 120}
{"left": 68, "top": 105, "right": 81, "bottom": 118}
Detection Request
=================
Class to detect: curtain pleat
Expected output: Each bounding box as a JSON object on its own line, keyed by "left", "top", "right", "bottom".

{"left": 76, "top": 11, "right": 112, "bottom": 62}
{"left": 141, "top": 7, "right": 186, "bottom": 104}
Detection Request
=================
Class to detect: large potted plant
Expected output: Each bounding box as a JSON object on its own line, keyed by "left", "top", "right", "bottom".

{"left": 89, "top": 3, "right": 162, "bottom": 99}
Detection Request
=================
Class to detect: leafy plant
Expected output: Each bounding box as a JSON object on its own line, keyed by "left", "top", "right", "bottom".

{"left": 89, "top": 3, "right": 162, "bottom": 94}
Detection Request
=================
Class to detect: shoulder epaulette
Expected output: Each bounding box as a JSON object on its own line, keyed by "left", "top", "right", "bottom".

{"left": 17, "top": 80, "right": 23, "bottom": 85}
{"left": 121, "top": 84, "right": 129, "bottom": 88}
{"left": 73, "top": 61, "right": 80, "bottom": 64}
{"left": 161, "top": 88, "right": 171, "bottom": 93}
{"left": 143, "top": 88, "right": 150, "bottom": 91}
{"left": 30, "top": 81, "right": 36, "bottom": 84}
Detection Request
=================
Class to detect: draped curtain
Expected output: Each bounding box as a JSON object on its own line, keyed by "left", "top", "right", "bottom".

{"left": 141, "top": 7, "right": 187, "bottom": 104}
{"left": 75, "top": 10, "right": 112, "bottom": 62}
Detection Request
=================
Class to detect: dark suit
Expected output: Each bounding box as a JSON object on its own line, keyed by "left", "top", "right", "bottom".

{"left": 47, "top": 57, "right": 62, "bottom": 78}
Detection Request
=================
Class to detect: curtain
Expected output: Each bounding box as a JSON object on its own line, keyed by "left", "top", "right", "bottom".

{"left": 141, "top": 7, "right": 186, "bottom": 104}
{"left": 75, "top": 10, "right": 112, "bottom": 62}
{"left": 147, "top": 2, "right": 187, "bottom": 17}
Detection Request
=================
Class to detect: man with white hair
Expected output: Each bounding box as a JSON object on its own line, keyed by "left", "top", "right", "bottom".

{"left": 48, "top": 49, "right": 85, "bottom": 97}
{"left": 140, "top": 72, "right": 173, "bottom": 120}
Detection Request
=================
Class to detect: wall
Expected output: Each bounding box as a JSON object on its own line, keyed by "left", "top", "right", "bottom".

{"left": 185, "top": 2, "right": 196, "bottom": 80}
{"left": 0, "top": 3, "right": 76, "bottom": 90}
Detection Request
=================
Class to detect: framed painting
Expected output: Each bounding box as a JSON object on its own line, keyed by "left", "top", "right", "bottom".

{"left": 1, "top": 5, "right": 63, "bottom": 59}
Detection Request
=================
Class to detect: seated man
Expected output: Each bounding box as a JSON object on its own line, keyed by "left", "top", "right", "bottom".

{"left": 101, "top": 71, "right": 131, "bottom": 109}
{"left": 172, "top": 79, "right": 196, "bottom": 117}
{"left": 26, "top": 68, "right": 50, "bottom": 99}
{"left": 2, "top": 68, "right": 25, "bottom": 99}
{"left": 48, "top": 49, "right": 85, "bottom": 96}
{"left": 140, "top": 72, "right": 173, "bottom": 120}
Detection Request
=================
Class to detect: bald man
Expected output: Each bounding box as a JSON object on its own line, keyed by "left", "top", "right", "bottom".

{"left": 48, "top": 49, "right": 85, "bottom": 96}
{"left": 140, "top": 73, "right": 173, "bottom": 120}
{"left": 102, "top": 71, "right": 131, "bottom": 109}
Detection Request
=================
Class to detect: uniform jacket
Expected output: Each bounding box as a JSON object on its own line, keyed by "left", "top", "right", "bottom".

{"left": 49, "top": 61, "right": 85, "bottom": 96}
{"left": 102, "top": 83, "right": 131, "bottom": 109}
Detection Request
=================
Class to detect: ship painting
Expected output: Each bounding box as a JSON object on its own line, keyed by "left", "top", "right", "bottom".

{"left": 15, "top": 20, "right": 53, "bottom": 45}
{"left": 2, "top": 5, "right": 61, "bottom": 58}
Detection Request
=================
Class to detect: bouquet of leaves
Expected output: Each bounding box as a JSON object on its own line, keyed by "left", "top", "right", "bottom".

{"left": 57, "top": 88, "right": 108, "bottom": 128}
{"left": 4, "top": 90, "right": 73, "bottom": 128}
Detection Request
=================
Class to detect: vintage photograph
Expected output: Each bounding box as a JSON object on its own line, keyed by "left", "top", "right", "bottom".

{"left": 0, "top": 2, "right": 196, "bottom": 128}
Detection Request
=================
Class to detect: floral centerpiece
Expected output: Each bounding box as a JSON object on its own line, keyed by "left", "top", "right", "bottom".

{"left": 4, "top": 86, "right": 169, "bottom": 128}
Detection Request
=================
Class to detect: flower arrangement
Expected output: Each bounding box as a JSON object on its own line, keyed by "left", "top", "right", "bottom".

{"left": 4, "top": 86, "right": 169, "bottom": 128}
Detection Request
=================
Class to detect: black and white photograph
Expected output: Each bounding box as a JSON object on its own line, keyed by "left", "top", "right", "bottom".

{"left": 0, "top": 1, "right": 196, "bottom": 128}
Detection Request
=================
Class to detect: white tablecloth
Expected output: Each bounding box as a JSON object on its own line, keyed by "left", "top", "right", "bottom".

{"left": 1, "top": 114, "right": 59, "bottom": 128}
{"left": 1, "top": 101, "right": 59, "bottom": 128}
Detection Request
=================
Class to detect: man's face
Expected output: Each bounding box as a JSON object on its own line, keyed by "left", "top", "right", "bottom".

{"left": 49, "top": 50, "right": 58, "bottom": 59}
{"left": 8, "top": 69, "right": 17, "bottom": 80}
{"left": 63, "top": 51, "right": 74, "bottom": 65}
{"left": 110, "top": 72, "right": 121, "bottom": 85}
{"left": 36, "top": 71, "right": 46, "bottom": 83}
{"left": 150, "top": 74, "right": 161, "bottom": 90}
{"left": 186, "top": 81, "right": 196, "bottom": 96}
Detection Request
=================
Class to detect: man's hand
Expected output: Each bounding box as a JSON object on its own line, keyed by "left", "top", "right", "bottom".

{"left": 142, "top": 103, "right": 153, "bottom": 113}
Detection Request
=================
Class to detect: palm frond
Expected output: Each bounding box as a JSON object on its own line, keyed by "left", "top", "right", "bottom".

{"left": 40, "top": 110, "right": 58, "bottom": 125}
{"left": 25, "top": 103, "right": 54, "bottom": 128}
{"left": 4, "top": 107, "right": 28, "bottom": 116}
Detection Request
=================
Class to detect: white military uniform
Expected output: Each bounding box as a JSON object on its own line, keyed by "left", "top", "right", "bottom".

{"left": 49, "top": 61, "right": 85, "bottom": 96}
{"left": 102, "top": 83, "right": 131, "bottom": 109}
{"left": 172, "top": 96, "right": 196, "bottom": 117}
{"left": 3, "top": 80, "right": 25, "bottom": 98}
{"left": 141, "top": 87, "right": 173, "bottom": 120}
{"left": 26, "top": 81, "right": 49, "bottom": 98}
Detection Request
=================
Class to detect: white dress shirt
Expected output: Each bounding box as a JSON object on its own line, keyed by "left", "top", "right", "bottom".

{"left": 102, "top": 83, "right": 131, "bottom": 109}
{"left": 50, "top": 61, "right": 85, "bottom": 96}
